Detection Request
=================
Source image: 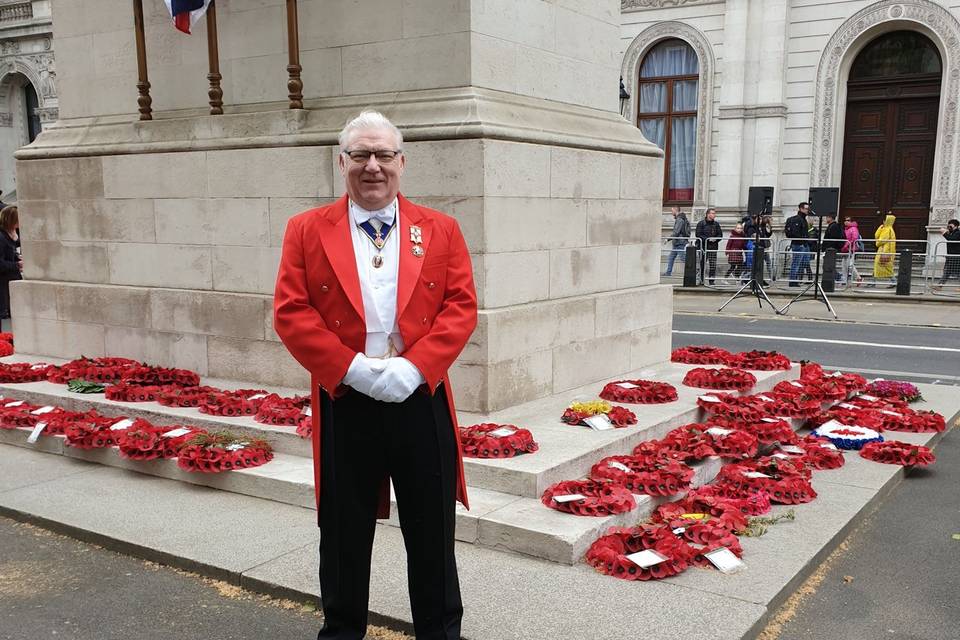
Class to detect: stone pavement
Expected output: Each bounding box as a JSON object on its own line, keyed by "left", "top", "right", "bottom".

{"left": 0, "top": 384, "right": 955, "bottom": 640}
{"left": 672, "top": 290, "right": 960, "bottom": 327}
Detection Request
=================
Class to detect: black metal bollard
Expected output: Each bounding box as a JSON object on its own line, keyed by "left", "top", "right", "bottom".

{"left": 896, "top": 249, "right": 912, "bottom": 296}
{"left": 683, "top": 245, "right": 698, "bottom": 287}
{"left": 821, "top": 249, "right": 837, "bottom": 293}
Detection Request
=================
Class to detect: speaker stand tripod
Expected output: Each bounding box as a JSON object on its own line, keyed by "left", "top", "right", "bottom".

{"left": 718, "top": 213, "right": 780, "bottom": 314}
{"left": 777, "top": 214, "right": 838, "bottom": 319}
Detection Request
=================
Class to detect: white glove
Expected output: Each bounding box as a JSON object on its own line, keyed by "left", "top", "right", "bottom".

{"left": 368, "top": 357, "right": 425, "bottom": 403}
{"left": 342, "top": 353, "right": 387, "bottom": 397}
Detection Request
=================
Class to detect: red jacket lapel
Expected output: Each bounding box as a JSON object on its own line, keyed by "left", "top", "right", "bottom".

{"left": 397, "top": 194, "right": 432, "bottom": 319}
{"left": 317, "top": 195, "right": 365, "bottom": 323}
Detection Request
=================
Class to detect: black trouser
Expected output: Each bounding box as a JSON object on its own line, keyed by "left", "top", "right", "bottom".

{"left": 700, "top": 246, "right": 718, "bottom": 283}
{"left": 317, "top": 386, "right": 462, "bottom": 640}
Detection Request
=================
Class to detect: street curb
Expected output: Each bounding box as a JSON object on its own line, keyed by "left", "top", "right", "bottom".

{"left": 672, "top": 286, "right": 957, "bottom": 305}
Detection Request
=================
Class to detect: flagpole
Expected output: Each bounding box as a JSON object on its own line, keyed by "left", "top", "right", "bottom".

{"left": 206, "top": 0, "right": 224, "bottom": 115}
{"left": 132, "top": 0, "right": 152, "bottom": 120}
{"left": 285, "top": 0, "right": 303, "bottom": 109}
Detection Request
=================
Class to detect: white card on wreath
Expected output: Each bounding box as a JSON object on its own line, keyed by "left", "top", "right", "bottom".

{"left": 584, "top": 414, "right": 614, "bottom": 431}
{"left": 616, "top": 382, "right": 640, "bottom": 389}
{"left": 488, "top": 427, "right": 517, "bottom": 438}
{"left": 858, "top": 394, "right": 880, "bottom": 402}
{"left": 778, "top": 445, "right": 805, "bottom": 454}
{"left": 161, "top": 427, "right": 192, "bottom": 439}
{"left": 247, "top": 393, "right": 269, "bottom": 401}
{"left": 625, "top": 549, "right": 668, "bottom": 569}
{"left": 608, "top": 460, "right": 632, "bottom": 472}
{"left": 5, "top": 400, "right": 24, "bottom": 408}
{"left": 26, "top": 422, "right": 47, "bottom": 444}
{"left": 30, "top": 406, "right": 55, "bottom": 415}
{"left": 552, "top": 494, "right": 586, "bottom": 503}
{"left": 706, "top": 427, "right": 733, "bottom": 437}
{"left": 304, "top": 406, "right": 312, "bottom": 417}
{"left": 743, "top": 471, "right": 772, "bottom": 479}
{"left": 757, "top": 395, "right": 774, "bottom": 402}
{"left": 109, "top": 418, "right": 135, "bottom": 431}
{"left": 698, "top": 395, "right": 721, "bottom": 403}
{"left": 761, "top": 417, "right": 781, "bottom": 423}
{"left": 705, "top": 547, "right": 745, "bottom": 574}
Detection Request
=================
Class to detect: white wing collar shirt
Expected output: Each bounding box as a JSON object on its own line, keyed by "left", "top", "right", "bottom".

{"left": 348, "top": 197, "right": 404, "bottom": 358}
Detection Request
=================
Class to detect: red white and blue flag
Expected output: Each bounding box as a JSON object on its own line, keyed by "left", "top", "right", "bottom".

{"left": 164, "top": 0, "right": 212, "bottom": 34}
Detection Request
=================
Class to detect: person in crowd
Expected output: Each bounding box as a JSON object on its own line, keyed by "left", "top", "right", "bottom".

{"left": 724, "top": 222, "right": 747, "bottom": 281}
{"left": 784, "top": 202, "right": 812, "bottom": 286}
{"left": 0, "top": 205, "right": 22, "bottom": 322}
{"left": 936, "top": 219, "right": 960, "bottom": 287}
{"left": 842, "top": 217, "right": 864, "bottom": 285}
{"left": 273, "top": 111, "right": 476, "bottom": 640}
{"left": 663, "top": 206, "right": 690, "bottom": 276}
{"left": 821, "top": 213, "right": 846, "bottom": 281}
{"left": 743, "top": 213, "right": 774, "bottom": 284}
{"left": 695, "top": 208, "right": 723, "bottom": 285}
{"left": 873, "top": 213, "right": 897, "bottom": 285}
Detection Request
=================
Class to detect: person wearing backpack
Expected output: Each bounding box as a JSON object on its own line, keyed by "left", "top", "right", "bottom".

{"left": 663, "top": 206, "right": 690, "bottom": 276}
{"left": 784, "top": 202, "right": 812, "bottom": 286}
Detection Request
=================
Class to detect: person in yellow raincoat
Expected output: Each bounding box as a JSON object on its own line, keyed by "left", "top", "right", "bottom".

{"left": 873, "top": 214, "right": 897, "bottom": 281}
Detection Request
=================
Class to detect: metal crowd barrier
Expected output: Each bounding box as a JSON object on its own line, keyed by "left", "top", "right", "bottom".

{"left": 926, "top": 240, "right": 960, "bottom": 297}
{"left": 660, "top": 237, "right": 701, "bottom": 281}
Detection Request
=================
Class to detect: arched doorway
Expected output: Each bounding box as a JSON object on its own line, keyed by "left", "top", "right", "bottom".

{"left": 838, "top": 31, "right": 942, "bottom": 241}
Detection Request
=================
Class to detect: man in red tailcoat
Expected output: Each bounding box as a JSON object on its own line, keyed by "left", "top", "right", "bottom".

{"left": 274, "top": 111, "right": 477, "bottom": 640}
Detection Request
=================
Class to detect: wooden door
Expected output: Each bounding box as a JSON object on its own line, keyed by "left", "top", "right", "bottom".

{"left": 839, "top": 86, "right": 939, "bottom": 241}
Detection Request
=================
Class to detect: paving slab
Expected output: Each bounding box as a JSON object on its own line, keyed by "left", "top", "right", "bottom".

{"left": 0, "top": 449, "right": 318, "bottom": 579}
{"left": 0, "top": 443, "right": 96, "bottom": 493}
{"left": 244, "top": 523, "right": 769, "bottom": 640}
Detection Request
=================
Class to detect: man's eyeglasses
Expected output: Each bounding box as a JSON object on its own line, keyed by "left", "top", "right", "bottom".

{"left": 343, "top": 149, "right": 402, "bottom": 164}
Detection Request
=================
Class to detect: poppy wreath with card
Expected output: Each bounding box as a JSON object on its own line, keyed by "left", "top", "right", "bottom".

{"left": 63, "top": 415, "right": 132, "bottom": 449}
{"left": 859, "top": 441, "right": 936, "bottom": 467}
{"left": 728, "top": 350, "right": 792, "bottom": 371}
{"left": 687, "top": 485, "right": 773, "bottom": 517}
{"left": 3, "top": 406, "right": 91, "bottom": 433}
{"left": 36, "top": 409, "right": 100, "bottom": 437}
{"left": 541, "top": 479, "right": 636, "bottom": 517}
{"left": 895, "top": 410, "right": 946, "bottom": 433}
{"left": 799, "top": 361, "right": 823, "bottom": 379}
{"left": 589, "top": 456, "right": 694, "bottom": 496}
{"left": 0, "top": 398, "right": 38, "bottom": 428}
{"left": 630, "top": 440, "right": 696, "bottom": 464}
{"left": 176, "top": 431, "right": 274, "bottom": 473}
{"left": 668, "top": 520, "right": 745, "bottom": 569}
{"left": 765, "top": 393, "right": 822, "bottom": 419}
{"left": 864, "top": 380, "right": 923, "bottom": 403}
{"left": 714, "top": 459, "right": 817, "bottom": 505}
{"left": 773, "top": 378, "right": 847, "bottom": 401}
{"left": 657, "top": 425, "right": 719, "bottom": 461}
{"left": 156, "top": 385, "right": 220, "bottom": 408}
{"left": 794, "top": 438, "right": 846, "bottom": 470}
{"left": 47, "top": 357, "right": 139, "bottom": 384}
{"left": 651, "top": 495, "right": 752, "bottom": 532}
{"left": 585, "top": 524, "right": 691, "bottom": 581}
{"left": 560, "top": 401, "right": 637, "bottom": 428}
{"left": 198, "top": 389, "right": 271, "bottom": 417}
{"left": 599, "top": 380, "right": 678, "bottom": 404}
{"left": 706, "top": 415, "right": 799, "bottom": 446}
{"left": 119, "top": 423, "right": 208, "bottom": 460}
{"left": 459, "top": 423, "right": 539, "bottom": 458}
{"left": 119, "top": 365, "right": 201, "bottom": 387}
{"left": 0, "top": 362, "right": 52, "bottom": 383}
{"left": 255, "top": 394, "right": 311, "bottom": 427}
{"left": 861, "top": 405, "right": 923, "bottom": 433}
{"left": 104, "top": 382, "right": 163, "bottom": 403}
{"left": 682, "top": 367, "right": 757, "bottom": 392}
{"left": 696, "top": 393, "right": 768, "bottom": 422}
{"left": 685, "top": 423, "right": 759, "bottom": 459}
{"left": 671, "top": 345, "right": 733, "bottom": 365}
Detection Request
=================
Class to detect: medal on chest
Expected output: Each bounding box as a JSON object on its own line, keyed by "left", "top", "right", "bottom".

{"left": 358, "top": 218, "right": 395, "bottom": 269}
{"left": 410, "top": 225, "right": 424, "bottom": 258}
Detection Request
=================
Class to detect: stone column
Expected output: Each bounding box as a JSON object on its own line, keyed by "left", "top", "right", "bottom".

{"left": 15, "top": 0, "right": 669, "bottom": 414}
{"left": 714, "top": 0, "right": 750, "bottom": 209}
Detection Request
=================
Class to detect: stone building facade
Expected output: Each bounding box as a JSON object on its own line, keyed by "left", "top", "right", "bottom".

{"left": 621, "top": 0, "right": 960, "bottom": 243}
{"left": 12, "top": 0, "right": 669, "bottom": 414}
{"left": 0, "top": 0, "right": 57, "bottom": 199}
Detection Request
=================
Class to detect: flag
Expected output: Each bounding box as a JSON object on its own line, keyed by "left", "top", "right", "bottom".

{"left": 164, "top": 0, "right": 212, "bottom": 34}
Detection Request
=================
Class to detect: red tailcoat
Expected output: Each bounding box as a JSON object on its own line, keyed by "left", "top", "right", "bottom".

{"left": 273, "top": 194, "right": 477, "bottom": 517}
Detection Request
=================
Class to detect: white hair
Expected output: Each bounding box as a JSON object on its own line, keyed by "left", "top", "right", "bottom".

{"left": 338, "top": 110, "right": 404, "bottom": 151}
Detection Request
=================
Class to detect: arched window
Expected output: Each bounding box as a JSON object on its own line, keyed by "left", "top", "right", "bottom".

{"left": 637, "top": 39, "right": 699, "bottom": 205}
{"left": 850, "top": 31, "right": 941, "bottom": 80}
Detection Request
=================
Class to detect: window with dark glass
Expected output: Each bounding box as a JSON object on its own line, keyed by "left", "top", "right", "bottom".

{"left": 850, "top": 31, "right": 941, "bottom": 80}
{"left": 637, "top": 38, "right": 699, "bottom": 205}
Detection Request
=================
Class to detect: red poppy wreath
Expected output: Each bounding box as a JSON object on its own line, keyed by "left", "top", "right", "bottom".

{"left": 683, "top": 367, "right": 757, "bottom": 392}
{"left": 599, "top": 380, "right": 677, "bottom": 404}
{"left": 459, "top": 423, "right": 539, "bottom": 458}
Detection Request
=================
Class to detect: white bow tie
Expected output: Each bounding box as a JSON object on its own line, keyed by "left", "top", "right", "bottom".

{"left": 353, "top": 202, "right": 396, "bottom": 226}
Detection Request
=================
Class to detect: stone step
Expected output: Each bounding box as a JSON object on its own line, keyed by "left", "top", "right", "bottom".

{"left": 0, "top": 355, "right": 799, "bottom": 499}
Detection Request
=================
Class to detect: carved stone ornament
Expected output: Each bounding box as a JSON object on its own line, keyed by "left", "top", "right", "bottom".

{"left": 622, "top": 0, "right": 719, "bottom": 11}
{"left": 810, "top": 0, "right": 960, "bottom": 222}
{"left": 621, "top": 21, "right": 714, "bottom": 207}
